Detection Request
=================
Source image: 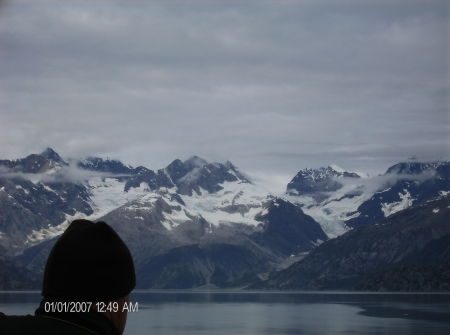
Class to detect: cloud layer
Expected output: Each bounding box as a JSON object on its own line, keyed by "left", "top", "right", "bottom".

{"left": 0, "top": 0, "right": 448, "bottom": 189}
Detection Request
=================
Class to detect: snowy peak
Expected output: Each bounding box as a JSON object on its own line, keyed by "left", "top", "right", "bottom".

{"left": 1, "top": 149, "right": 274, "bottom": 257}
{"left": 78, "top": 156, "right": 134, "bottom": 174}
{"left": 286, "top": 160, "right": 450, "bottom": 235}
{"left": 223, "top": 160, "right": 248, "bottom": 180}
{"left": 40, "top": 148, "right": 66, "bottom": 165}
{"left": 0, "top": 148, "right": 67, "bottom": 174}
{"left": 165, "top": 156, "right": 250, "bottom": 196}
{"left": 165, "top": 159, "right": 190, "bottom": 183}
{"left": 77, "top": 157, "right": 175, "bottom": 192}
{"left": 345, "top": 160, "right": 450, "bottom": 227}
{"left": 287, "top": 165, "right": 360, "bottom": 195}
{"left": 328, "top": 164, "right": 345, "bottom": 173}
{"left": 184, "top": 156, "right": 208, "bottom": 169}
{"left": 329, "top": 164, "right": 361, "bottom": 178}
{"left": 386, "top": 161, "right": 450, "bottom": 177}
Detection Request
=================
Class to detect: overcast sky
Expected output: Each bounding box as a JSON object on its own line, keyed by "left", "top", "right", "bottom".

{"left": 0, "top": 0, "right": 448, "bottom": 191}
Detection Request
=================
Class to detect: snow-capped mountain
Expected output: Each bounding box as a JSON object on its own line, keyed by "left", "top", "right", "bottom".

{"left": 3, "top": 148, "right": 447, "bottom": 289}
{"left": 287, "top": 165, "right": 360, "bottom": 196}
{"left": 285, "top": 161, "right": 450, "bottom": 236}
{"left": 1, "top": 149, "right": 327, "bottom": 288}
{"left": 0, "top": 149, "right": 93, "bottom": 251}
{"left": 164, "top": 156, "right": 250, "bottom": 196}
{"left": 345, "top": 161, "right": 450, "bottom": 227}
{"left": 285, "top": 165, "right": 365, "bottom": 237}
{"left": 0, "top": 148, "right": 67, "bottom": 174}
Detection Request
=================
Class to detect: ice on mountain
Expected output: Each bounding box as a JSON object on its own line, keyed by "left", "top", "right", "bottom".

{"left": 380, "top": 190, "right": 414, "bottom": 217}
{"left": 344, "top": 212, "right": 360, "bottom": 220}
{"left": 259, "top": 207, "right": 269, "bottom": 216}
{"left": 162, "top": 208, "right": 192, "bottom": 230}
{"left": 43, "top": 185, "right": 58, "bottom": 194}
{"left": 25, "top": 212, "right": 81, "bottom": 246}
{"left": 180, "top": 181, "right": 270, "bottom": 227}
{"left": 15, "top": 184, "right": 30, "bottom": 195}
{"left": 88, "top": 177, "right": 150, "bottom": 218}
{"left": 329, "top": 164, "right": 345, "bottom": 173}
{"left": 285, "top": 177, "right": 372, "bottom": 237}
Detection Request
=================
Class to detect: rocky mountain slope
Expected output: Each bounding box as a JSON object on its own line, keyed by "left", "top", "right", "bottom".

{"left": 255, "top": 195, "right": 450, "bottom": 290}
{"left": 0, "top": 245, "right": 38, "bottom": 289}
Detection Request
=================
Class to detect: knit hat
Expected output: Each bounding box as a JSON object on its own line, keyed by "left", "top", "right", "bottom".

{"left": 42, "top": 219, "right": 135, "bottom": 301}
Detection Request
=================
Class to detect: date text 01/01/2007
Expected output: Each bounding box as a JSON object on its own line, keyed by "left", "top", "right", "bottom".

{"left": 44, "top": 301, "right": 139, "bottom": 313}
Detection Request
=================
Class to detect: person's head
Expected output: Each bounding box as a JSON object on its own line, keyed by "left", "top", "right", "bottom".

{"left": 42, "top": 219, "right": 135, "bottom": 334}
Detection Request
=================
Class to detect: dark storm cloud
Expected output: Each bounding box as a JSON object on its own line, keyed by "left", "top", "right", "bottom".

{"left": 0, "top": 0, "right": 448, "bottom": 190}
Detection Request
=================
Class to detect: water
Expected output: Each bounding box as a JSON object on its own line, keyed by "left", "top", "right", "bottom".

{"left": 1, "top": 290, "right": 450, "bottom": 335}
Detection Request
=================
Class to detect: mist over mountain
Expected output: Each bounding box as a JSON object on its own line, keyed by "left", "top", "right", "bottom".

{"left": 0, "top": 148, "right": 448, "bottom": 290}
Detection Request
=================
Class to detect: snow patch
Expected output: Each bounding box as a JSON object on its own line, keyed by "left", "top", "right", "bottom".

{"left": 329, "top": 164, "right": 345, "bottom": 173}
{"left": 162, "top": 208, "right": 192, "bottom": 230}
{"left": 126, "top": 193, "right": 160, "bottom": 211}
{"left": 181, "top": 181, "right": 270, "bottom": 227}
{"left": 15, "top": 185, "right": 30, "bottom": 194}
{"left": 312, "top": 239, "right": 325, "bottom": 246}
{"left": 24, "top": 212, "right": 85, "bottom": 246}
{"left": 381, "top": 190, "right": 414, "bottom": 217}
{"left": 259, "top": 207, "right": 269, "bottom": 217}
{"left": 344, "top": 212, "right": 360, "bottom": 220}
{"left": 88, "top": 177, "right": 150, "bottom": 218}
{"left": 43, "top": 185, "right": 58, "bottom": 194}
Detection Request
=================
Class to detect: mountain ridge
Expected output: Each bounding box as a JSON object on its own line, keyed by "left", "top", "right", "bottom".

{"left": 1, "top": 148, "right": 448, "bottom": 290}
{"left": 1, "top": 148, "right": 327, "bottom": 289}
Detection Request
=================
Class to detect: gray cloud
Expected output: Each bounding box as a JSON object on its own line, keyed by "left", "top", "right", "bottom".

{"left": 0, "top": 163, "right": 130, "bottom": 184}
{"left": 0, "top": 0, "right": 448, "bottom": 191}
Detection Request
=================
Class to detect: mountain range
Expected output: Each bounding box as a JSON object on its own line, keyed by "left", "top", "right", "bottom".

{"left": 0, "top": 148, "right": 448, "bottom": 290}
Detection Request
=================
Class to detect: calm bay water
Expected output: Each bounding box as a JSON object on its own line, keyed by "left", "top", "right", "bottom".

{"left": 1, "top": 290, "right": 450, "bottom": 335}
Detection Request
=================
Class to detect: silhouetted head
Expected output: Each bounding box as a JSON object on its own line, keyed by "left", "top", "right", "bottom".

{"left": 42, "top": 219, "right": 135, "bottom": 334}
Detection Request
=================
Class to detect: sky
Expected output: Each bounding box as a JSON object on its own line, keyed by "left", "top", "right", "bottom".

{"left": 0, "top": 0, "right": 449, "bottom": 192}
